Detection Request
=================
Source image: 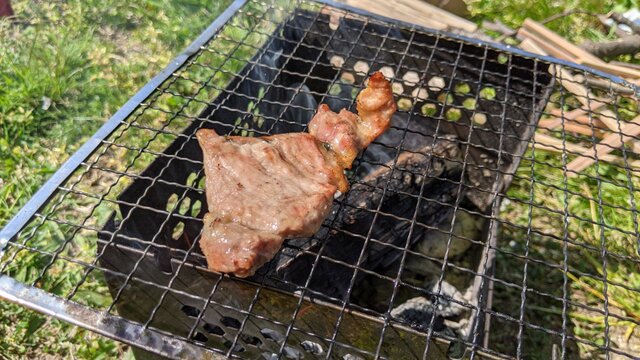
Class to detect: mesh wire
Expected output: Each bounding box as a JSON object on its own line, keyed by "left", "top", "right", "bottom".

{"left": 1, "top": 1, "right": 639, "bottom": 359}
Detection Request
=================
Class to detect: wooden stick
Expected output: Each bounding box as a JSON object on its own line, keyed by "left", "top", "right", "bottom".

{"left": 581, "top": 35, "right": 640, "bottom": 59}
{"left": 610, "top": 61, "right": 640, "bottom": 71}
{"left": 520, "top": 33, "right": 631, "bottom": 132}
{"left": 391, "top": 0, "right": 478, "bottom": 32}
{"left": 536, "top": 59, "right": 621, "bottom": 132}
{"left": 338, "top": 0, "right": 473, "bottom": 32}
{"left": 519, "top": 37, "right": 548, "bottom": 56}
{"left": 532, "top": 133, "right": 636, "bottom": 166}
{"left": 553, "top": 68, "right": 622, "bottom": 133}
{"left": 539, "top": 120, "right": 607, "bottom": 137}
{"left": 567, "top": 114, "right": 640, "bottom": 174}
{"left": 517, "top": 29, "right": 575, "bottom": 60}
{"left": 534, "top": 133, "right": 640, "bottom": 170}
{"left": 521, "top": 19, "right": 603, "bottom": 64}
{"left": 582, "top": 75, "right": 636, "bottom": 95}
{"left": 548, "top": 110, "right": 610, "bottom": 130}
{"left": 579, "top": 58, "right": 640, "bottom": 80}
{"left": 482, "top": 20, "right": 516, "bottom": 37}
{"left": 610, "top": 12, "right": 640, "bottom": 35}
{"left": 541, "top": 108, "right": 587, "bottom": 130}
{"left": 320, "top": 5, "right": 448, "bottom": 31}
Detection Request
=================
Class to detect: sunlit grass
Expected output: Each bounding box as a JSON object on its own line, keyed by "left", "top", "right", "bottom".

{"left": 0, "top": 0, "right": 232, "bottom": 357}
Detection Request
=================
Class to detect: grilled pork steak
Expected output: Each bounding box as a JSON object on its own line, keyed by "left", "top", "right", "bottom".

{"left": 196, "top": 72, "right": 396, "bottom": 277}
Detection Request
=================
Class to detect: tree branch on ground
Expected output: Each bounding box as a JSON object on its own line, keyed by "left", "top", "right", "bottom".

{"left": 581, "top": 35, "right": 640, "bottom": 58}
{"left": 482, "top": 20, "right": 516, "bottom": 37}
{"left": 610, "top": 12, "right": 640, "bottom": 34}
{"left": 540, "top": 10, "right": 600, "bottom": 25}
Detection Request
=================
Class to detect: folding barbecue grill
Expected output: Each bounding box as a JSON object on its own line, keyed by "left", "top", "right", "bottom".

{"left": 1, "top": 0, "right": 639, "bottom": 359}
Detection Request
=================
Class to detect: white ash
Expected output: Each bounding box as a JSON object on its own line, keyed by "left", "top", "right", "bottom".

{"left": 283, "top": 346, "right": 304, "bottom": 360}
{"left": 353, "top": 61, "right": 370, "bottom": 75}
{"left": 330, "top": 55, "right": 345, "bottom": 68}
{"left": 391, "top": 82, "right": 404, "bottom": 95}
{"left": 430, "top": 280, "right": 467, "bottom": 318}
{"left": 343, "top": 354, "right": 365, "bottom": 360}
{"left": 445, "top": 317, "right": 470, "bottom": 334}
{"left": 391, "top": 281, "right": 467, "bottom": 333}
{"left": 379, "top": 66, "right": 395, "bottom": 80}
{"left": 402, "top": 71, "right": 420, "bottom": 86}
{"left": 300, "top": 341, "right": 324, "bottom": 355}
{"left": 411, "top": 87, "right": 429, "bottom": 101}
{"left": 390, "top": 297, "right": 444, "bottom": 332}
{"left": 427, "top": 76, "right": 446, "bottom": 92}
{"left": 414, "top": 210, "right": 484, "bottom": 258}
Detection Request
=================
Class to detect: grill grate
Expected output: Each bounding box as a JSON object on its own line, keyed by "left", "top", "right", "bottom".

{"left": 1, "top": 0, "right": 639, "bottom": 359}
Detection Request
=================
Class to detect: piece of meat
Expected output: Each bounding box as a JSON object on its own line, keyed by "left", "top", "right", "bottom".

{"left": 355, "top": 71, "right": 397, "bottom": 144}
{"left": 308, "top": 72, "right": 395, "bottom": 170}
{"left": 196, "top": 131, "right": 340, "bottom": 277}
{"left": 197, "top": 72, "right": 395, "bottom": 277}
{"left": 276, "top": 136, "right": 463, "bottom": 299}
{"left": 307, "top": 105, "right": 361, "bottom": 170}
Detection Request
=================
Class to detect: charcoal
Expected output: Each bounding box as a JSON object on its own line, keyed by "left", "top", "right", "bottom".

{"left": 300, "top": 340, "right": 324, "bottom": 355}
{"left": 390, "top": 280, "right": 466, "bottom": 335}
{"left": 343, "top": 355, "right": 365, "bottom": 360}
{"left": 270, "top": 136, "right": 464, "bottom": 299}
{"left": 413, "top": 210, "right": 485, "bottom": 259}
{"left": 390, "top": 297, "right": 445, "bottom": 332}
{"left": 430, "top": 281, "right": 467, "bottom": 318}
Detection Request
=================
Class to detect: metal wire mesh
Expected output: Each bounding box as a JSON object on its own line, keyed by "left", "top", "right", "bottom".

{"left": 1, "top": 0, "right": 639, "bottom": 359}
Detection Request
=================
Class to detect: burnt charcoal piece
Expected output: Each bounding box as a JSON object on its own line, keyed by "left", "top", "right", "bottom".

{"left": 274, "top": 136, "right": 464, "bottom": 299}
{"left": 390, "top": 297, "right": 445, "bottom": 332}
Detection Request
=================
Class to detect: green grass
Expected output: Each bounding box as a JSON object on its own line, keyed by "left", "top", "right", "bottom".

{"left": 466, "top": 1, "right": 640, "bottom": 357}
{"left": 0, "top": 1, "right": 232, "bottom": 358}
{"left": 468, "top": 0, "right": 637, "bottom": 43}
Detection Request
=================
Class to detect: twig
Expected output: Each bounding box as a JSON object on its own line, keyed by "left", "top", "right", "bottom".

{"left": 610, "top": 60, "right": 640, "bottom": 70}
{"left": 566, "top": 272, "right": 640, "bottom": 323}
{"left": 581, "top": 35, "right": 640, "bottom": 58}
{"left": 598, "top": 14, "right": 629, "bottom": 38}
{"left": 567, "top": 114, "right": 640, "bottom": 174}
{"left": 531, "top": 133, "right": 638, "bottom": 167}
{"left": 540, "top": 10, "right": 600, "bottom": 25}
{"left": 580, "top": 75, "right": 636, "bottom": 95}
{"left": 610, "top": 12, "right": 640, "bottom": 34}
{"left": 482, "top": 20, "right": 516, "bottom": 37}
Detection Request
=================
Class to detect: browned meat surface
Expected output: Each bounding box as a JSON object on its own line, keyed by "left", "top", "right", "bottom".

{"left": 196, "top": 131, "right": 340, "bottom": 277}
{"left": 308, "top": 72, "right": 394, "bottom": 170}
{"left": 197, "top": 72, "right": 395, "bottom": 277}
{"left": 308, "top": 105, "right": 361, "bottom": 170}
